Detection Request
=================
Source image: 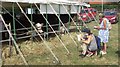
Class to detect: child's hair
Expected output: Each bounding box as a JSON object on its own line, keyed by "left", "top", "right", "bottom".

{"left": 99, "top": 13, "right": 104, "bottom": 18}
{"left": 81, "top": 28, "right": 92, "bottom": 35}
{"left": 102, "top": 15, "right": 105, "bottom": 18}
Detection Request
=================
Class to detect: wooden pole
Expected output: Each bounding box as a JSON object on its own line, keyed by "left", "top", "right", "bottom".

{"left": 8, "top": 23, "right": 12, "bottom": 57}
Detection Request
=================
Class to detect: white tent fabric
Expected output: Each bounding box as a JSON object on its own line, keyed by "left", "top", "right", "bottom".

{"left": 0, "top": 0, "right": 78, "bottom": 3}
{"left": 40, "top": 4, "right": 79, "bottom": 14}
{"left": 40, "top": 4, "right": 82, "bottom": 14}
{"left": 0, "top": 0, "right": 90, "bottom": 14}
{"left": 0, "top": 0, "right": 90, "bottom": 6}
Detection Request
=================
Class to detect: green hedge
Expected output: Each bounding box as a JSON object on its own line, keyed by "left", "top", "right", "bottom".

{"left": 91, "top": 4, "right": 118, "bottom": 11}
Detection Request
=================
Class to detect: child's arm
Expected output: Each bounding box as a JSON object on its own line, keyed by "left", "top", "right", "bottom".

{"left": 82, "top": 36, "right": 91, "bottom": 44}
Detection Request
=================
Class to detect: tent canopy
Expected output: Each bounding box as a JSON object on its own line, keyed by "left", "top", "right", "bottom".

{"left": 0, "top": 0, "right": 90, "bottom": 7}
{"left": 0, "top": 0, "right": 90, "bottom": 14}
{"left": 0, "top": 0, "right": 79, "bottom": 3}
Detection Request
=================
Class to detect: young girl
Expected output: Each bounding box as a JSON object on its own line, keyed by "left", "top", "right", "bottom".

{"left": 80, "top": 28, "right": 97, "bottom": 57}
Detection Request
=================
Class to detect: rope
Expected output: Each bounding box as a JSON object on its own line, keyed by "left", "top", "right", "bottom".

{"left": 0, "top": 14, "right": 28, "bottom": 65}
{"left": 46, "top": 0, "right": 78, "bottom": 47}
{"left": 59, "top": 3, "right": 82, "bottom": 34}
{"left": 81, "top": 0, "right": 100, "bottom": 26}
{"left": 34, "top": 3, "right": 70, "bottom": 54}
{"left": 72, "top": 3, "right": 99, "bottom": 31}
{"left": 80, "top": 3, "right": 99, "bottom": 26}
{"left": 83, "top": 6, "right": 92, "bottom": 21}
{"left": 86, "top": 7, "right": 100, "bottom": 26}
{"left": 0, "top": 5, "right": 40, "bottom": 43}
{"left": 16, "top": 2, "right": 59, "bottom": 62}
{"left": 71, "top": 3, "right": 89, "bottom": 28}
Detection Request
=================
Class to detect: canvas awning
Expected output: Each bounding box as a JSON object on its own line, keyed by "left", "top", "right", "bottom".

{"left": 0, "top": 0, "right": 90, "bottom": 14}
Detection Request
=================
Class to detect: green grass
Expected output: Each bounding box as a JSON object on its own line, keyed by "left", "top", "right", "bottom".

{"left": 2, "top": 19, "right": 119, "bottom": 65}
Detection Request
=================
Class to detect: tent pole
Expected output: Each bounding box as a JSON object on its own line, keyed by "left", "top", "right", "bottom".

{"left": 61, "top": 3, "right": 81, "bottom": 34}
{"left": 30, "top": 3, "right": 33, "bottom": 41}
{"left": 58, "top": 4, "right": 61, "bottom": 33}
{"left": 47, "top": 2, "right": 78, "bottom": 46}
{"left": 0, "top": 1, "right": 2, "bottom": 66}
{"left": 12, "top": 3, "right": 19, "bottom": 54}
{"left": 35, "top": 3, "right": 70, "bottom": 54}
{"left": 17, "top": 2, "right": 60, "bottom": 62}
{"left": 8, "top": 23, "right": 12, "bottom": 57}
{"left": 71, "top": 3, "right": 88, "bottom": 29}
{"left": 79, "top": 5, "right": 82, "bottom": 30}
{"left": 68, "top": 5, "right": 71, "bottom": 32}
{"left": 0, "top": 14, "right": 28, "bottom": 65}
{"left": 46, "top": 4, "right": 48, "bottom": 40}
{"left": 76, "top": 5, "right": 79, "bottom": 31}
{"left": 12, "top": 3, "right": 16, "bottom": 40}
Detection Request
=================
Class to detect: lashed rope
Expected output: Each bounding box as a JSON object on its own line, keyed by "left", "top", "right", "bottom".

{"left": 34, "top": 3, "right": 70, "bottom": 54}
{"left": 59, "top": 2, "right": 82, "bottom": 34}
{"left": 16, "top": 2, "right": 59, "bottom": 62}
{"left": 71, "top": 3, "right": 89, "bottom": 28}
{"left": 46, "top": 0, "right": 78, "bottom": 47}
{"left": 0, "top": 14, "right": 28, "bottom": 65}
{"left": 0, "top": 5, "right": 40, "bottom": 43}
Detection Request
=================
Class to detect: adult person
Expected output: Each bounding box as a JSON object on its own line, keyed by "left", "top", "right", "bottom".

{"left": 94, "top": 14, "right": 110, "bottom": 55}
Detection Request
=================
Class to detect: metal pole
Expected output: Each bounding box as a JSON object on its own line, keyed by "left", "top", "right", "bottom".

{"left": 46, "top": 4, "right": 48, "bottom": 40}
{"left": 76, "top": 5, "right": 79, "bottom": 32}
{"left": 12, "top": 3, "right": 19, "bottom": 54}
{"left": 61, "top": 3, "right": 82, "bottom": 34}
{"left": 0, "top": 14, "right": 28, "bottom": 65}
{"left": 12, "top": 3, "right": 16, "bottom": 41}
{"left": 68, "top": 5, "right": 71, "bottom": 32}
{"left": 16, "top": 3, "right": 59, "bottom": 62}
{"left": 30, "top": 4, "right": 33, "bottom": 41}
{"left": 58, "top": 4, "right": 61, "bottom": 32}
{"left": 47, "top": 2, "right": 78, "bottom": 46}
{"left": 71, "top": 3, "right": 88, "bottom": 29}
{"left": 102, "top": 0, "right": 103, "bottom": 12}
{"left": 0, "top": 1, "right": 2, "bottom": 66}
{"left": 35, "top": 3, "right": 70, "bottom": 54}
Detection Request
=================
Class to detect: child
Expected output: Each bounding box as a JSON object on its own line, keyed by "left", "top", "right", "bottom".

{"left": 79, "top": 28, "right": 97, "bottom": 58}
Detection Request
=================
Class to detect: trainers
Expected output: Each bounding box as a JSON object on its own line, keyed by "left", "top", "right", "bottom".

{"left": 100, "top": 51, "right": 107, "bottom": 55}
{"left": 79, "top": 54, "right": 86, "bottom": 58}
{"left": 102, "top": 51, "right": 107, "bottom": 55}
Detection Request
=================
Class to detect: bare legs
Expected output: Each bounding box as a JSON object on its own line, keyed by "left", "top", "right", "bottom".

{"left": 103, "top": 43, "right": 107, "bottom": 52}
{"left": 101, "top": 42, "right": 107, "bottom": 54}
{"left": 81, "top": 43, "right": 87, "bottom": 55}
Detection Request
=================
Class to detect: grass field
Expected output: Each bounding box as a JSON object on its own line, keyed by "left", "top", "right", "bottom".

{"left": 2, "top": 16, "right": 119, "bottom": 65}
